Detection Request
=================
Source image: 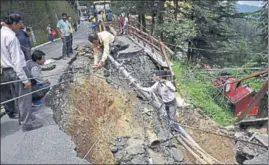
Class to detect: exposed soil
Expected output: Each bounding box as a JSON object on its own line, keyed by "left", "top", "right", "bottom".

{"left": 177, "top": 106, "right": 237, "bottom": 164}
{"left": 46, "top": 42, "right": 240, "bottom": 164}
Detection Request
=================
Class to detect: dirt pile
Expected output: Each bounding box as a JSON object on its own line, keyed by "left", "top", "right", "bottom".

{"left": 46, "top": 45, "right": 186, "bottom": 164}
{"left": 177, "top": 106, "right": 238, "bottom": 164}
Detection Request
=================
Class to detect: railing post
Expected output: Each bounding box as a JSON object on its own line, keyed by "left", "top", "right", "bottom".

{"left": 150, "top": 35, "right": 154, "bottom": 53}
{"left": 158, "top": 37, "right": 166, "bottom": 61}
{"left": 143, "top": 33, "right": 146, "bottom": 47}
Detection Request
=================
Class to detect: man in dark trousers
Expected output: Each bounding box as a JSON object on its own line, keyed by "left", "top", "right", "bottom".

{"left": 56, "top": 13, "right": 71, "bottom": 59}
{"left": 15, "top": 25, "right": 32, "bottom": 61}
{"left": 1, "top": 13, "right": 43, "bottom": 131}
{"left": 26, "top": 50, "right": 50, "bottom": 106}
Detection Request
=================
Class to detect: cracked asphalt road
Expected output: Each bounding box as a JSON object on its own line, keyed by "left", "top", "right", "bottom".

{"left": 1, "top": 21, "right": 90, "bottom": 164}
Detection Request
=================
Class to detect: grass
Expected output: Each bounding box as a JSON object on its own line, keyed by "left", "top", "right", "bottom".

{"left": 172, "top": 60, "right": 234, "bottom": 126}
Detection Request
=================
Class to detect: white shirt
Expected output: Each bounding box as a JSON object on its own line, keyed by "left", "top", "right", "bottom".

{"left": 140, "top": 80, "right": 176, "bottom": 103}
{"left": 97, "top": 14, "right": 103, "bottom": 22}
{"left": 1, "top": 26, "right": 28, "bottom": 83}
{"left": 124, "top": 17, "right": 128, "bottom": 26}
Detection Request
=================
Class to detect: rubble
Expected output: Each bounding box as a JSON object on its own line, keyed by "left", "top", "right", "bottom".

{"left": 235, "top": 132, "right": 268, "bottom": 164}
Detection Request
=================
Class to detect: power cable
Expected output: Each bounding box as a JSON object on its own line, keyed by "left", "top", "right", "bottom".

{"left": 0, "top": 70, "right": 75, "bottom": 86}
{"left": 127, "top": 19, "right": 268, "bottom": 56}
{"left": 0, "top": 71, "right": 88, "bottom": 105}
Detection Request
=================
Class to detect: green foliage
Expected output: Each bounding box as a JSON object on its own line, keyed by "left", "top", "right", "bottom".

{"left": 172, "top": 61, "right": 234, "bottom": 126}
{"left": 1, "top": 0, "right": 77, "bottom": 45}
{"left": 155, "top": 19, "right": 197, "bottom": 46}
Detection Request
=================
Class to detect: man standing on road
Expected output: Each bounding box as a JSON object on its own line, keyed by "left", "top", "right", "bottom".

{"left": 1, "top": 13, "right": 43, "bottom": 131}
{"left": 15, "top": 25, "right": 32, "bottom": 61}
{"left": 67, "top": 16, "right": 74, "bottom": 54}
{"left": 46, "top": 23, "right": 53, "bottom": 42}
{"left": 56, "top": 13, "right": 71, "bottom": 59}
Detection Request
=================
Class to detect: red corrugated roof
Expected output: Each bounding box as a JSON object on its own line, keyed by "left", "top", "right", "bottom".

{"left": 217, "top": 77, "right": 254, "bottom": 104}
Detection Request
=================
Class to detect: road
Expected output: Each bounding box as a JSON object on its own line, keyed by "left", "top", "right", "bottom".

{"left": 1, "top": 21, "right": 90, "bottom": 164}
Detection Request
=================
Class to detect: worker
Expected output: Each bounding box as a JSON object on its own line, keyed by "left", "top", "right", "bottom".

{"left": 97, "top": 11, "right": 104, "bottom": 32}
{"left": 89, "top": 15, "right": 98, "bottom": 32}
{"left": 1, "top": 13, "right": 43, "bottom": 131}
{"left": 88, "top": 31, "right": 129, "bottom": 77}
{"left": 137, "top": 73, "right": 180, "bottom": 131}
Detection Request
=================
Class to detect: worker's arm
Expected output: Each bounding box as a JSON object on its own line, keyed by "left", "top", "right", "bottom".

{"left": 93, "top": 46, "right": 99, "bottom": 65}
{"left": 100, "top": 39, "right": 110, "bottom": 62}
{"left": 9, "top": 37, "right": 29, "bottom": 84}
{"left": 165, "top": 81, "right": 176, "bottom": 92}
{"left": 138, "top": 82, "right": 159, "bottom": 93}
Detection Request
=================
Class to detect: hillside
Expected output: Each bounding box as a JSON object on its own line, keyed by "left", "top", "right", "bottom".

{"left": 236, "top": 4, "right": 261, "bottom": 12}
{"left": 0, "top": 0, "right": 78, "bottom": 45}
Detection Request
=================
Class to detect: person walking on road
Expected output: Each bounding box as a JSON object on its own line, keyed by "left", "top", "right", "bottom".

{"left": 67, "top": 16, "right": 74, "bottom": 54}
{"left": 1, "top": 13, "right": 43, "bottom": 131}
{"left": 15, "top": 24, "right": 32, "bottom": 61}
{"left": 56, "top": 13, "right": 71, "bottom": 59}
{"left": 46, "top": 23, "right": 54, "bottom": 42}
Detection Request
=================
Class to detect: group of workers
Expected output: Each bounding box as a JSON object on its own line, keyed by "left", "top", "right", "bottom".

{"left": 89, "top": 9, "right": 113, "bottom": 32}
{"left": 87, "top": 13, "right": 179, "bottom": 131}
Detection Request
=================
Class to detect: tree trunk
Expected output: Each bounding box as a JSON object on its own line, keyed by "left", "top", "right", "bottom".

{"left": 138, "top": 14, "right": 141, "bottom": 29}
{"left": 158, "top": 0, "right": 165, "bottom": 40}
{"left": 174, "top": 0, "right": 178, "bottom": 20}
{"left": 151, "top": 12, "right": 155, "bottom": 35}
{"left": 141, "top": 14, "right": 146, "bottom": 32}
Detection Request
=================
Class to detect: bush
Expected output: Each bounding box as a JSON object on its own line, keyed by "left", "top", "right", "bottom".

{"left": 172, "top": 61, "right": 234, "bottom": 126}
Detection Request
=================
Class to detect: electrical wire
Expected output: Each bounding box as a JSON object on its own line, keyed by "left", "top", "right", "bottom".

{"left": 0, "top": 71, "right": 88, "bottom": 105}
{"left": 128, "top": 19, "right": 268, "bottom": 56}
{"left": 0, "top": 70, "right": 76, "bottom": 86}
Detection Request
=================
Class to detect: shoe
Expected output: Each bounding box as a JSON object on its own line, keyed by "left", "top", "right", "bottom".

{"left": 32, "top": 100, "right": 44, "bottom": 106}
{"left": 8, "top": 113, "right": 19, "bottom": 119}
{"left": 22, "top": 121, "right": 43, "bottom": 132}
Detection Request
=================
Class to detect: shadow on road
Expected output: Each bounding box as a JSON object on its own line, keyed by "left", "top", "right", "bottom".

{"left": 1, "top": 120, "right": 20, "bottom": 139}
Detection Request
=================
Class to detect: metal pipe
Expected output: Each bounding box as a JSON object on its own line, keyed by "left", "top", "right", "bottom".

{"left": 108, "top": 55, "right": 161, "bottom": 110}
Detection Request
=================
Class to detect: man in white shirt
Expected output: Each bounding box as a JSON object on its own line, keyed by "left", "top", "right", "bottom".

{"left": 122, "top": 14, "right": 128, "bottom": 35}
{"left": 137, "top": 73, "right": 179, "bottom": 130}
{"left": 0, "top": 13, "right": 43, "bottom": 131}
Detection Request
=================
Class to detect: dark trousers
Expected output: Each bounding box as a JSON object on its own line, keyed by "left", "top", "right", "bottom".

{"left": 0, "top": 68, "right": 33, "bottom": 126}
{"left": 69, "top": 33, "right": 73, "bottom": 53}
{"left": 32, "top": 82, "right": 50, "bottom": 102}
{"left": 48, "top": 34, "right": 53, "bottom": 42}
{"left": 62, "top": 35, "right": 71, "bottom": 57}
{"left": 165, "top": 98, "right": 178, "bottom": 123}
{"left": 21, "top": 47, "right": 31, "bottom": 61}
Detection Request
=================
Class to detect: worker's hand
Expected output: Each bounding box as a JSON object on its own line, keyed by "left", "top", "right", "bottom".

{"left": 45, "top": 79, "right": 51, "bottom": 84}
{"left": 97, "top": 61, "right": 105, "bottom": 69}
{"left": 92, "top": 64, "right": 98, "bottom": 72}
{"left": 24, "top": 81, "right": 32, "bottom": 88}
